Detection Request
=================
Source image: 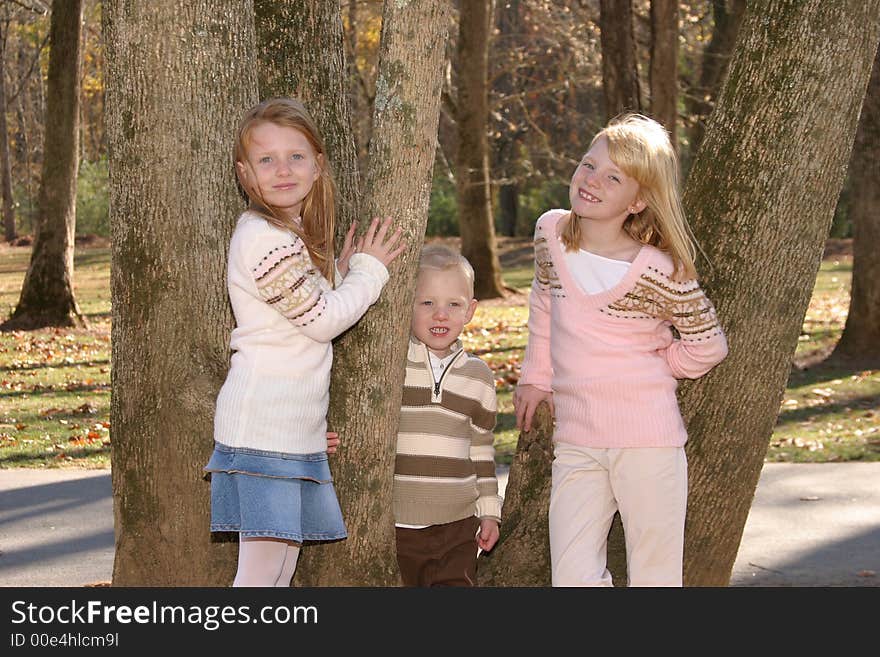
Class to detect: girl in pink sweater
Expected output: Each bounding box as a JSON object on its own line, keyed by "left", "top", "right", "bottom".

{"left": 514, "top": 114, "right": 728, "bottom": 586}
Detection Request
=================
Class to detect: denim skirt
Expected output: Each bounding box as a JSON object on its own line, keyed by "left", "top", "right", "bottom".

{"left": 204, "top": 442, "right": 347, "bottom": 542}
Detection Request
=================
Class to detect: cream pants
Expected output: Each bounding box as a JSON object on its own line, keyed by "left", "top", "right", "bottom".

{"left": 549, "top": 442, "right": 687, "bottom": 587}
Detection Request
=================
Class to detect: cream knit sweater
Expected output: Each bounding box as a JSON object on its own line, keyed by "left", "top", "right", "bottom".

{"left": 213, "top": 211, "right": 388, "bottom": 455}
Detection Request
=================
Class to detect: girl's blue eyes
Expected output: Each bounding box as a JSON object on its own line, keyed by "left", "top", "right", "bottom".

{"left": 582, "top": 162, "right": 621, "bottom": 184}
{"left": 258, "top": 154, "right": 304, "bottom": 163}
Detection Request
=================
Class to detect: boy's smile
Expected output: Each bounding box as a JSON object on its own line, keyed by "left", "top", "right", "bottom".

{"left": 411, "top": 268, "right": 477, "bottom": 358}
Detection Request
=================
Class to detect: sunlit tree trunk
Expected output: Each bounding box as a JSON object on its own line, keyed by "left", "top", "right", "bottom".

{"left": 650, "top": 0, "right": 678, "bottom": 148}
{"left": 599, "top": 0, "right": 641, "bottom": 119}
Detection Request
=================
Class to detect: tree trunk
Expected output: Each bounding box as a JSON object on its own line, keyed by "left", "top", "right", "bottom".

{"left": 676, "top": 0, "right": 880, "bottom": 586}
{"left": 830, "top": 46, "right": 880, "bottom": 365}
{"left": 1, "top": 20, "right": 17, "bottom": 243}
{"left": 254, "top": 0, "right": 362, "bottom": 233}
{"left": 2, "top": 0, "right": 85, "bottom": 330}
{"left": 294, "top": 0, "right": 452, "bottom": 586}
{"left": 599, "top": 0, "right": 641, "bottom": 120}
{"left": 650, "top": 0, "right": 678, "bottom": 149}
{"left": 482, "top": 0, "right": 880, "bottom": 587}
{"left": 683, "top": 0, "right": 745, "bottom": 171}
{"left": 105, "top": 0, "right": 256, "bottom": 586}
{"left": 492, "top": 0, "right": 521, "bottom": 237}
{"left": 456, "top": 0, "right": 505, "bottom": 299}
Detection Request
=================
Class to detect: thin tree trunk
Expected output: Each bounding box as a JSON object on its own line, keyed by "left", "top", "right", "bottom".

{"left": 481, "top": 0, "right": 880, "bottom": 587}
{"left": 492, "top": 0, "right": 521, "bottom": 238}
{"left": 650, "top": 0, "right": 678, "bottom": 149}
{"left": 1, "top": 19, "right": 17, "bottom": 243}
{"left": 456, "top": 0, "right": 505, "bottom": 299}
{"left": 2, "top": 0, "right": 85, "bottom": 331}
{"left": 684, "top": 0, "right": 745, "bottom": 171}
{"left": 599, "top": 0, "right": 641, "bottom": 120}
{"left": 105, "top": 0, "right": 256, "bottom": 586}
{"left": 830, "top": 46, "right": 880, "bottom": 365}
{"left": 295, "top": 0, "right": 452, "bottom": 586}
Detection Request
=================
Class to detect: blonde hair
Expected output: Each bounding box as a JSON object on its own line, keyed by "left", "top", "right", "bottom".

{"left": 234, "top": 97, "right": 337, "bottom": 282}
{"left": 561, "top": 113, "right": 698, "bottom": 280}
{"left": 417, "top": 244, "right": 476, "bottom": 299}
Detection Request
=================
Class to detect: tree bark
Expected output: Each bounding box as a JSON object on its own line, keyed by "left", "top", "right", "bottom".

{"left": 482, "top": 0, "right": 880, "bottom": 587}
{"left": 254, "top": 0, "right": 361, "bottom": 235}
{"left": 456, "top": 0, "right": 505, "bottom": 299}
{"left": 684, "top": 0, "right": 745, "bottom": 170}
{"left": 676, "top": 0, "right": 880, "bottom": 586}
{"left": 2, "top": 0, "right": 85, "bottom": 330}
{"left": 599, "top": 0, "right": 641, "bottom": 120}
{"left": 105, "top": 0, "right": 256, "bottom": 586}
{"left": 830, "top": 46, "right": 880, "bottom": 365}
{"left": 294, "top": 0, "right": 452, "bottom": 586}
{"left": 492, "top": 0, "right": 521, "bottom": 237}
{"left": 1, "top": 19, "right": 17, "bottom": 242}
{"left": 650, "top": 0, "right": 678, "bottom": 149}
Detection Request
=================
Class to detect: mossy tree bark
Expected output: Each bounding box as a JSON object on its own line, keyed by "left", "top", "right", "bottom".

{"left": 830, "top": 47, "right": 880, "bottom": 366}
{"left": 2, "top": 0, "right": 85, "bottom": 330}
{"left": 481, "top": 0, "right": 880, "bottom": 587}
{"left": 295, "top": 0, "right": 452, "bottom": 586}
{"left": 105, "top": 0, "right": 256, "bottom": 585}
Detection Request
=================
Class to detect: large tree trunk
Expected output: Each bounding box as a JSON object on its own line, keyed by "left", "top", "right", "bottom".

{"left": 599, "top": 0, "right": 641, "bottom": 120}
{"left": 830, "top": 47, "right": 880, "bottom": 365}
{"left": 650, "top": 0, "right": 678, "bottom": 149}
{"left": 457, "top": 0, "right": 505, "bottom": 299}
{"left": 254, "top": 0, "right": 361, "bottom": 234}
{"left": 684, "top": 0, "right": 745, "bottom": 171}
{"left": 1, "top": 19, "right": 16, "bottom": 243}
{"left": 2, "top": 0, "right": 85, "bottom": 330}
{"left": 105, "top": 0, "right": 256, "bottom": 586}
{"left": 295, "top": 0, "right": 451, "bottom": 586}
{"left": 481, "top": 0, "right": 880, "bottom": 587}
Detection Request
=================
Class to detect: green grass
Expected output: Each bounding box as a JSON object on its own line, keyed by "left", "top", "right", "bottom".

{"left": 1, "top": 241, "right": 876, "bottom": 468}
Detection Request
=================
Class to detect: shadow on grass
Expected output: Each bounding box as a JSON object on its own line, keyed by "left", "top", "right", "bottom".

{"left": 0, "top": 358, "right": 110, "bottom": 373}
{"left": 0, "top": 383, "right": 110, "bottom": 399}
{"left": 776, "top": 393, "right": 878, "bottom": 427}
{"left": 0, "top": 444, "right": 111, "bottom": 467}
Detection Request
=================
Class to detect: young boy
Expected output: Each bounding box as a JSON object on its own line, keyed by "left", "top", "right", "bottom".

{"left": 393, "top": 244, "right": 502, "bottom": 587}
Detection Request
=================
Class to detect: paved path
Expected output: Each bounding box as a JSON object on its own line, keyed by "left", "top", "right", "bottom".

{"left": 1, "top": 463, "right": 878, "bottom": 587}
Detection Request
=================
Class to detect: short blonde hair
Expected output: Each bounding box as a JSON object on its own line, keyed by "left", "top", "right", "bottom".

{"left": 417, "top": 244, "right": 476, "bottom": 299}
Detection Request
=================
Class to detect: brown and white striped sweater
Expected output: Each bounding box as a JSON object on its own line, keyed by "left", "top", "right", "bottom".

{"left": 393, "top": 337, "right": 502, "bottom": 527}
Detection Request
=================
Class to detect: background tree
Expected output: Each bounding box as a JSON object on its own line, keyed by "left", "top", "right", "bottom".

{"left": 1, "top": 14, "right": 16, "bottom": 242}
{"left": 599, "top": 0, "right": 641, "bottom": 120}
{"left": 105, "top": 0, "right": 256, "bottom": 585}
{"left": 481, "top": 0, "right": 880, "bottom": 586}
{"left": 830, "top": 47, "right": 880, "bottom": 366}
{"left": 2, "top": 0, "right": 85, "bottom": 330}
{"left": 650, "top": 0, "right": 678, "bottom": 148}
{"left": 455, "top": 0, "right": 505, "bottom": 299}
{"left": 683, "top": 0, "right": 745, "bottom": 172}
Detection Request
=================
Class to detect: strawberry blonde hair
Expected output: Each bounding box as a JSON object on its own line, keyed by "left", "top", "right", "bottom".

{"left": 561, "top": 113, "right": 698, "bottom": 280}
{"left": 234, "top": 98, "right": 337, "bottom": 282}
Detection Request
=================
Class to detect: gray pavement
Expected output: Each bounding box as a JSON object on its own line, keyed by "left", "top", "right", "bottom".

{"left": 1, "top": 463, "right": 878, "bottom": 587}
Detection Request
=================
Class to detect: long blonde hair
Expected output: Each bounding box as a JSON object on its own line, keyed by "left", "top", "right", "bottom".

{"left": 234, "top": 97, "right": 337, "bottom": 282}
{"left": 561, "top": 113, "right": 698, "bottom": 280}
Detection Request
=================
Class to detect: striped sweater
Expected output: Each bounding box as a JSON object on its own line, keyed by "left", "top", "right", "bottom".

{"left": 393, "top": 337, "right": 502, "bottom": 526}
{"left": 519, "top": 208, "right": 729, "bottom": 448}
{"left": 213, "top": 211, "right": 388, "bottom": 455}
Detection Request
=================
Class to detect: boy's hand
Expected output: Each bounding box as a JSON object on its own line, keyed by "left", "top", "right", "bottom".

{"left": 357, "top": 216, "right": 406, "bottom": 267}
{"left": 336, "top": 221, "right": 358, "bottom": 278}
{"left": 477, "top": 518, "right": 500, "bottom": 552}
{"left": 326, "top": 431, "right": 340, "bottom": 455}
{"left": 513, "top": 384, "right": 554, "bottom": 432}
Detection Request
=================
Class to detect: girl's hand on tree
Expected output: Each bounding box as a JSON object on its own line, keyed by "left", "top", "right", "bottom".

{"left": 357, "top": 216, "right": 406, "bottom": 267}
{"left": 513, "top": 384, "right": 554, "bottom": 433}
{"left": 326, "top": 431, "right": 340, "bottom": 455}
{"left": 336, "top": 222, "right": 358, "bottom": 278}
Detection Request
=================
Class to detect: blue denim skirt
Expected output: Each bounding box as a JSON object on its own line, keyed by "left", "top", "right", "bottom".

{"left": 204, "top": 442, "right": 347, "bottom": 542}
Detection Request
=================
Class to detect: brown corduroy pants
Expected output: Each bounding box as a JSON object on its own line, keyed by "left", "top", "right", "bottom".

{"left": 395, "top": 516, "right": 480, "bottom": 587}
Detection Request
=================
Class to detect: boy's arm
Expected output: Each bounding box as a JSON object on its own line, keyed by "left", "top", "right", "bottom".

{"left": 471, "top": 362, "right": 502, "bottom": 524}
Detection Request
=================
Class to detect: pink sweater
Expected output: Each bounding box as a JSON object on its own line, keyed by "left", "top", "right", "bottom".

{"left": 519, "top": 209, "right": 729, "bottom": 448}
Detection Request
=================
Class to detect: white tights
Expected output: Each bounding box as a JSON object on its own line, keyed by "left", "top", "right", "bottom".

{"left": 233, "top": 537, "right": 301, "bottom": 587}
